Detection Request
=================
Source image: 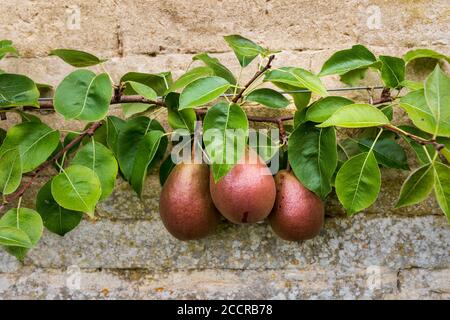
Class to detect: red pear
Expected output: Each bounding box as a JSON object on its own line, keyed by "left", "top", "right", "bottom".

{"left": 159, "top": 163, "right": 220, "bottom": 240}
{"left": 209, "top": 148, "right": 276, "bottom": 224}
{"left": 269, "top": 170, "right": 324, "bottom": 241}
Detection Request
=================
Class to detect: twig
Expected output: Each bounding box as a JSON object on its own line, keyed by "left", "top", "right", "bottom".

{"left": 232, "top": 55, "right": 275, "bottom": 103}
{"left": 383, "top": 124, "right": 445, "bottom": 152}
{"left": 0, "top": 121, "right": 103, "bottom": 213}
{"left": 194, "top": 109, "right": 293, "bottom": 124}
{"left": 20, "top": 95, "right": 166, "bottom": 111}
{"left": 372, "top": 88, "right": 446, "bottom": 161}
{"left": 277, "top": 119, "right": 288, "bottom": 145}
{"left": 372, "top": 87, "right": 393, "bottom": 105}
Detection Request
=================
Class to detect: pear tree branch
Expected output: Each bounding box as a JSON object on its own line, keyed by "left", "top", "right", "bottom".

{"left": 0, "top": 121, "right": 103, "bottom": 213}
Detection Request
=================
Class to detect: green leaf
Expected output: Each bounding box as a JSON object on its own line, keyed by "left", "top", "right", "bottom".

{"left": 166, "top": 92, "right": 196, "bottom": 132}
{"left": 288, "top": 123, "right": 337, "bottom": 198}
{"left": 50, "top": 133, "right": 81, "bottom": 169}
{"left": 0, "top": 122, "right": 60, "bottom": 173}
{"left": 193, "top": 53, "right": 236, "bottom": 85}
{"left": 36, "top": 83, "right": 53, "bottom": 97}
{"left": 121, "top": 103, "right": 155, "bottom": 118}
{"left": 395, "top": 164, "right": 434, "bottom": 208}
{"left": 117, "top": 116, "right": 166, "bottom": 181}
{"left": 36, "top": 181, "right": 83, "bottom": 236}
{"left": 399, "top": 90, "right": 446, "bottom": 137}
{"left": 0, "top": 73, "right": 39, "bottom": 108}
{"left": 159, "top": 156, "right": 176, "bottom": 186}
{"left": 340, "top": 68, "right": 368, "bottom": 86}
{"left": 16, "top": 110, "right": 42, "bottom": 123}
{"left": 203, "top": 102, "right": 249, "bottom": 182}
{"left": 294, "top": 109, "right": 307, "bottom": 128}
{"left": 319, "top": 45, "right": 377, "bottom": 76}
{"left": 379, "top": 55, "right": 405, "bottom": 88}
{"left": 424, "top": 65, "right": 450, "bottom": 137}
{"left": 272, "top": 82, "right": 311, "bottom": 110}
{"left": 338, "top": 138, "right": 362, "bottom": 160}
{"left": 264, "top": 67, "right": 327, "bottom": 97}
{"left": 179, "top": 76, "right": 230, "bottom": 110}
{"left": 72, "top": 141, "right": 118, "bottom": 200}
{"left": 105, "top": 116, "right": 125, "bottom": 157}
{"left": 335, "top": 151, "right": 381, "bottom": 215}
{"left": 51, "top": 165, "right": 102, "bottom": 216}
{"left": 398, "top": 125, "right": 435, "bottom": 165}
{"left": 165, "top": 66, "right": 214, "bottom": 94}
{"left": 0, "top": 208, "right": 43, "bottom": 260}
{"left": 399, "top": 67, "right": 450, "bottom": 138}
{"left": 437, "top": 137, "right": 450, "bottom": 163}
{"left": 49, "top": 49, "right": 106, "bottom": 67}
{"left": 403, "top": 49, "right": 450, "bottom": 64}
{"left": 54, "top": 70, "right": 113, "bottom": 121}
{"left": 223, "top": 35, "right": 265, "bottom": 67}
{"left": 380, "top": 105, "right": 394, "bottom": 121}
{"left": 306, "top": 96, "right": 353, "bottom": 122}
{"left": 0, "top": 148, "right": 21, "bottom": 195}
{"left": 245, "top": 88, "right": 289, "bottom": 109}
{"left": 400, "top": 79, "right": 424, "bottom": 91}
{"left": 358, "top": 137, "right": 409, "bottom": 170}
{"left": 0, "top": 227, "right": 32, "bottom": 248}
{"left": 0, "top": 40, "right": 19, "bottom": 59}
{"left": 317, "top": 104, "right": 390, "bottom": 128}
{"left": 433, "top": 162, "right": 450, "bottom": 221}
{"left": 124, "top": 81, "right": 157, "bottom": 101}
{"left": 336, "top": 144, "right": 350, "bottom": 174}
{"left": 120, "top": 72, "right": 172, "bottom": 96}
{"left": 130, "top": 130, "right": 166, "bottom": 196}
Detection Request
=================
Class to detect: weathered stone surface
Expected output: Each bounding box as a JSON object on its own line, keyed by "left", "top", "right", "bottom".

{"left": 394, "top": 268, "right": 450, "bottom": 299}
{"left": 1, "top": 266, "right": 449, "bottom": 299}
{"left": 118, "top": 0, "right": 449, "bottom": 55}
{"left": 0, "top": 0, "right": 119, "bottom": 57}
{"left": 1, "top": 0, "right": 448, "bottom": 58}
{"left": 0, "top": 215, "right": 447, "bottom": 272}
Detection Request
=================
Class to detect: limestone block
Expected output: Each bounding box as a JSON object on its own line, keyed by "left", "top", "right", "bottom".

{"left": 0, "top": 215, "right": 446, "bottom": 271}
{"left": 0, "top": 0, "right": 119, "bottom": 57}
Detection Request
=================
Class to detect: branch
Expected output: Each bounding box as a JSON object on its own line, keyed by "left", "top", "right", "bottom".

{"left": 371, "top": 87, "right": 393, "bottom": 105}
{"left": 0, "top": 121, "right": 103, "bottom": 213}
{"left": 383, "top": 123, "right": 447, "bottom": 161}
{"left": 194, "top": 109, "right": 293, "bottom": 124}
{"left": 232, "top": 55, "right": 275, "bottom": 103}
{"left": 30, "top": 95, "right": 166, "bottom": 111}
{"left": 277, "top": 119, "right": 288, "bottom": 145}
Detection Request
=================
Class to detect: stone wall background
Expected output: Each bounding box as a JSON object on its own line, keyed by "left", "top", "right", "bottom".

{"left": 0, "top": 0, "right": 449, "bottom": 299}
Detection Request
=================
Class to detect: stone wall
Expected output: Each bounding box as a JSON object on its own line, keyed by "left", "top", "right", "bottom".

{"left": 0, "top": 0, "right": 449, "bottom": 299}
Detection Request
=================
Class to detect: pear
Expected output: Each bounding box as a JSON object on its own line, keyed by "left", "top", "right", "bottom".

{"left": 210, "top": 148, "right": 276, "bottom": 224}
{"left": 269, "top": 170, "right": 324, "bottom": 241}
{"left": 159, "top": 163, "right": 220, "bottom": 240}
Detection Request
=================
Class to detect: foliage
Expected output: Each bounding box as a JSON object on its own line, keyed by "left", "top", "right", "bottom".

{"left": 0, "top": 37, "right": 449, "bottom": 260}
